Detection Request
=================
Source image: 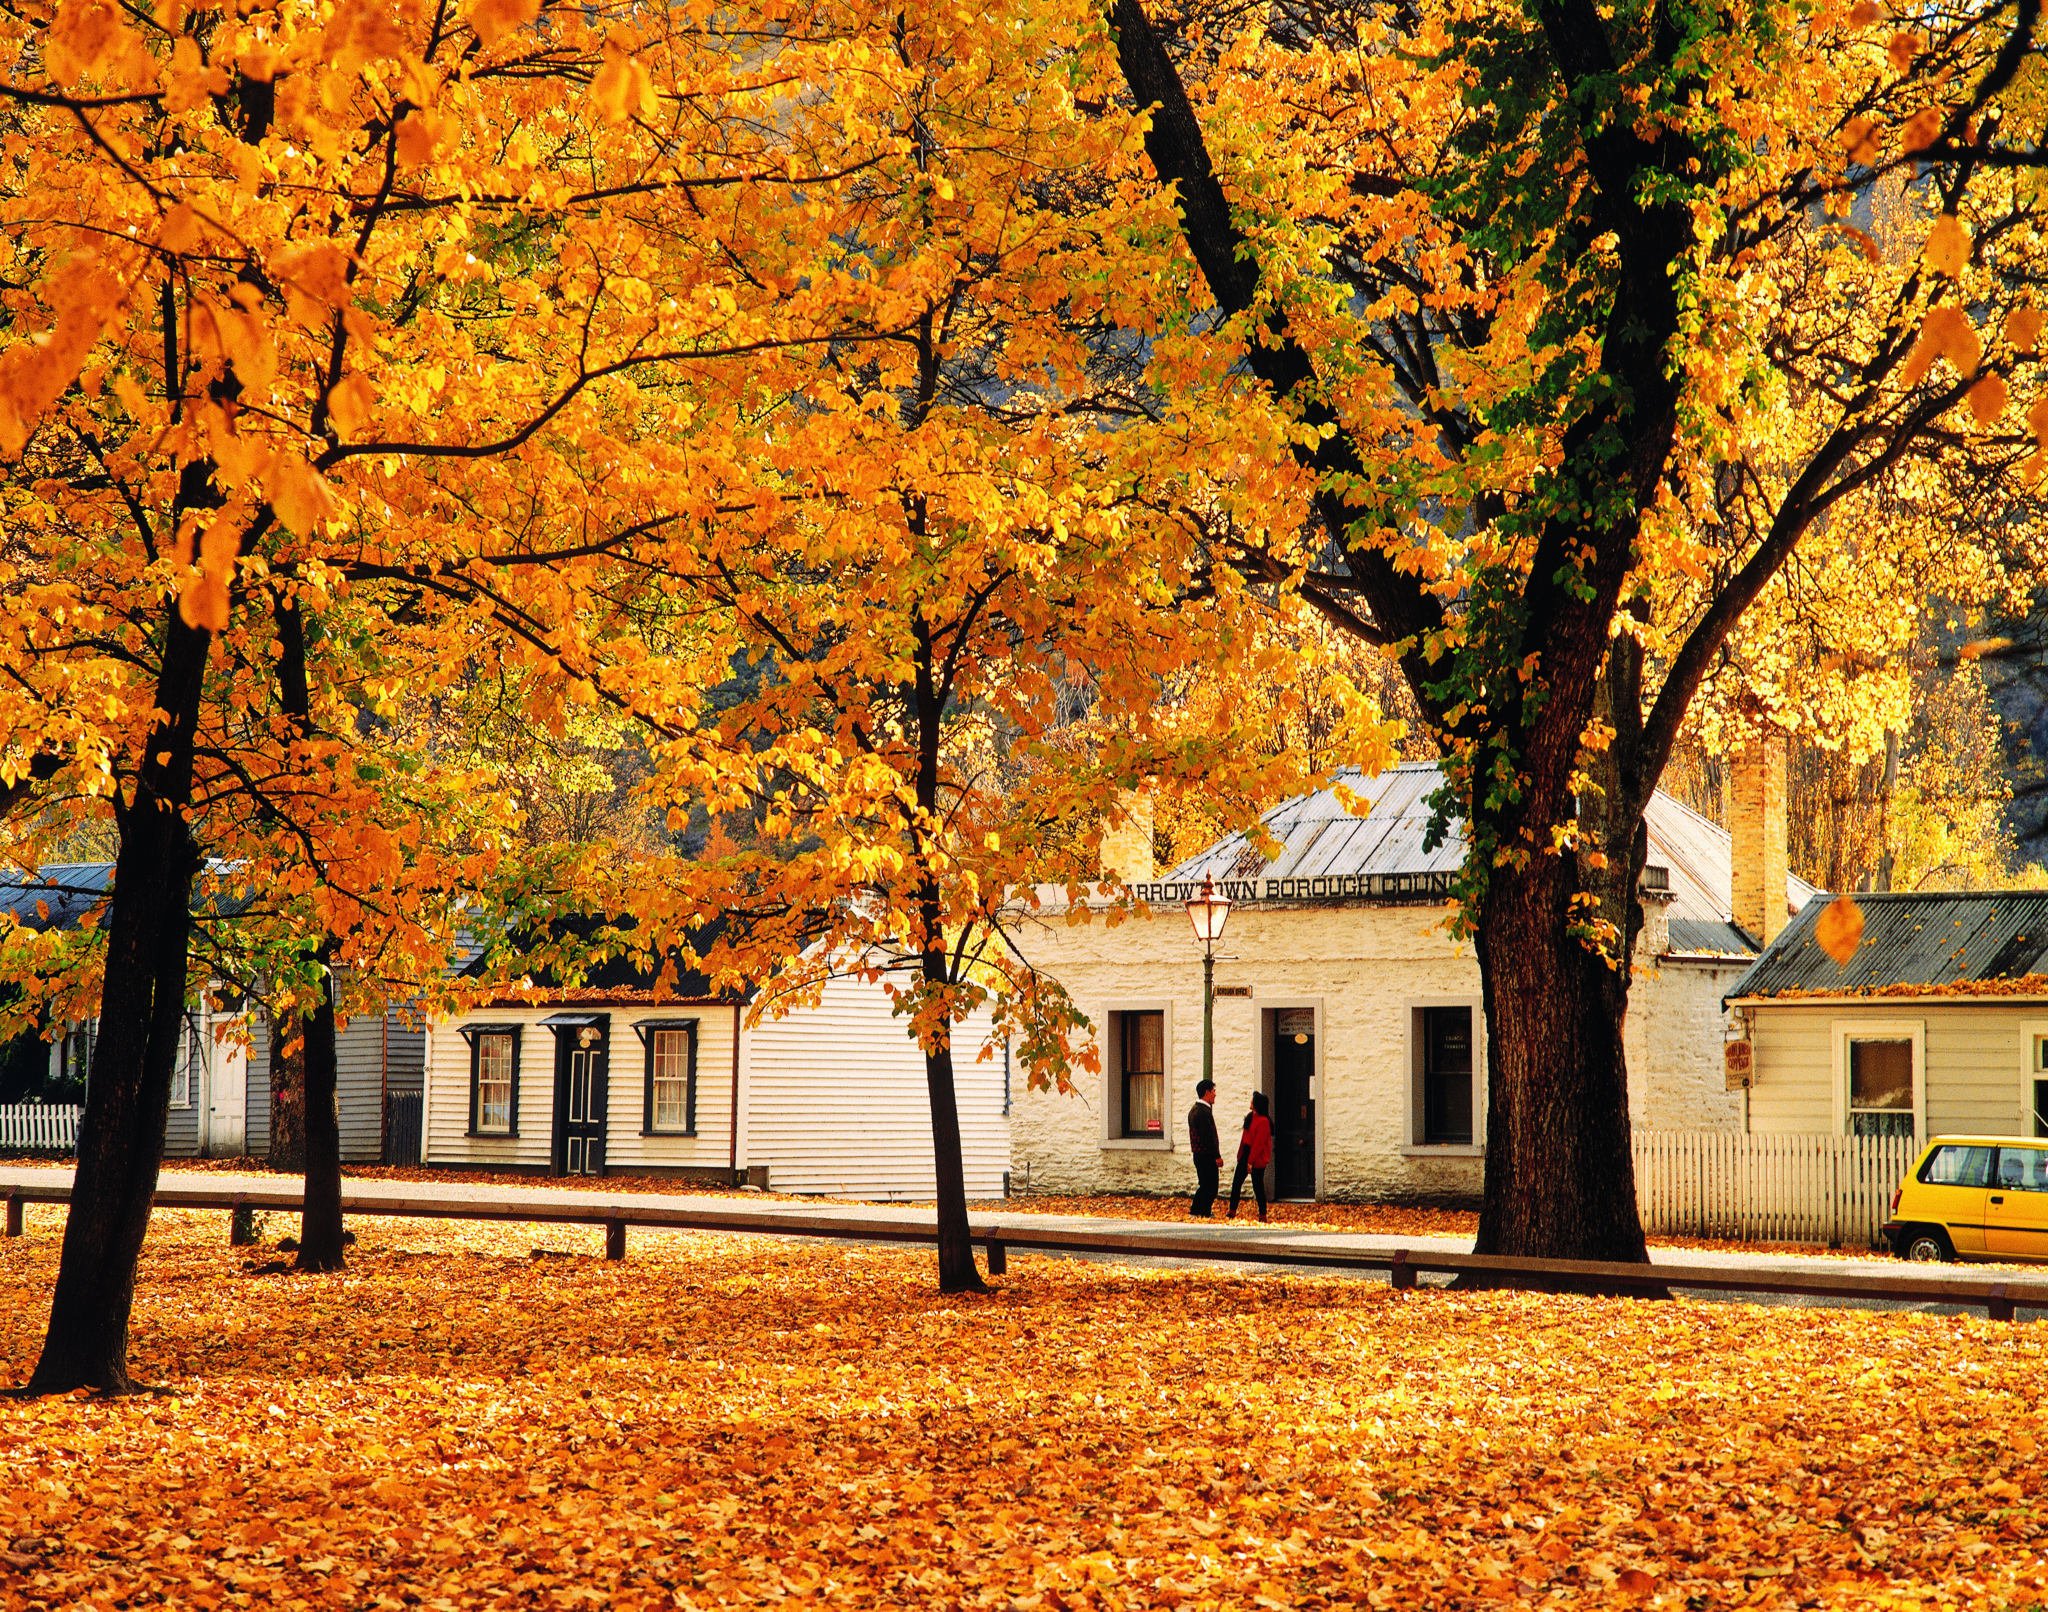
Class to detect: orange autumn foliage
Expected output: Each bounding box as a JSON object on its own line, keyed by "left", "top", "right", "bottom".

{"left": 2, "top": 1208, "right": 2047, "bottom": 1607}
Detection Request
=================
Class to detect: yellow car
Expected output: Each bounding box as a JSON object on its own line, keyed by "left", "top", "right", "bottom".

{"left": 1882, "top": 1136, "right": 2048, "bottom": 1263}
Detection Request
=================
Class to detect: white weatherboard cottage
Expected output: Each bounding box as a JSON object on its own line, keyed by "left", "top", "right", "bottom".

{"left": 422, "top": 955, "right": 1008, "bottom": 1198}
{"left": 1009, "top": 764, "right": 1816, "bottom": 1205}
{"left": 1729, "top": 889, "right": 2048, "bottom": 1146}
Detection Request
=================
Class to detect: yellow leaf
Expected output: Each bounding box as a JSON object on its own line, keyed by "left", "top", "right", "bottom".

{"left": 46, "top": 0, "right": 141, "bottom": 86}
{"left": 1966, "top": 373, "right": 2008, "bottom": 425}
{"left": 159, "top": 203, "right": 202, "bottom": 255}
{"left": 272, "top": 242, "right": 353, "bottom": 309}
{"left": 1923, "top": 213, "right": 1969, "bottom": 277}
{"left": 592, "top": 44, "right": 655, "bottom": 125}
{"left": 1899, "top": 305, "right": 1980, "bottom": 387}
{"left": 1838, "top": 116, "right": 1882, "bottom": 165}
{"left": 395, "top": 110, "right": 444, "bottom": 170}
{"left": 2029, "top": 395, "right": 2048, "bottom": 453}
{"left": 178, "top": 573, "right": 229, "bottom": 632}
{"left": 1615, "top": 1567, "right": 1657, "bottom": 1596}
{"left": 267, "top": 454, "right": 337, "bottom": 535}
{"left": 2004, "top": 306, "right": 2043, "bottom": 353}
{"left": 1847, "top": 0, "right": 1884, "bottom": 23}
{"left": 1816, "top": 896, "right": 1864, "bottom": 966}
{"left": 467, "top": 0, "right": 539, "bottom": 49}
{"left": 1886, "top": 30, "right": 1921, "bottom": 71}
{"left": 326, "top": 374, "right": 377, "bottom": 439}
{"left": 1900, "top": 106, "right": 1943, "bottom": 154}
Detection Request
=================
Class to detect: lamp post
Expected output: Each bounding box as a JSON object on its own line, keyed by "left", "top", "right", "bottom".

{"left": 1184, "top": 875, "right": 1232, "bottom": 1093}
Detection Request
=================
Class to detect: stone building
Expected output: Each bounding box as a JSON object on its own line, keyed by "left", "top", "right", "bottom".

{"left": 1008, "top": 762, "right": 1815, "bottom": 1204}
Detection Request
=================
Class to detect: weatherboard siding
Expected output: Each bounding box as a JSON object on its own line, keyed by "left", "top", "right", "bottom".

{"left": 424, "top": 1005, "right": 560, "bottom": 1171}
{"left": 603, "top": 1009, "right": 737, "bottom": 1174}
{"left": 246, "top": 1018, "right": 271, "bottom": 1157}
{"left": 742, "top": 978, "right": 1005, "bottom": 1198}
{"left": 1748, "top": 1002, "right": 2039, "bottom": 1138}
{"left": 1746, "top": 1009, "right": 1837, "bottom": 1132}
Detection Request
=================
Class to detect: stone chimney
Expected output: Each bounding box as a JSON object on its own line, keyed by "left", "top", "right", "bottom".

{"left": 1098, "top": 790, "right": 1154, "bottom": 885}
{"left": 1730, "top": 734, "right": 1789, "bottom": 946}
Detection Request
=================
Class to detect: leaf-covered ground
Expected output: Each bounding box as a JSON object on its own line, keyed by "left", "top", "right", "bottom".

{"left": 4, "top": 1208, "right": 2045, "bottom": 1609}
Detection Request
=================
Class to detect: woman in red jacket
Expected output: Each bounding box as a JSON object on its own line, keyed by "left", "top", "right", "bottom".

{"left": 1228, "top": 1090, "right": 1272, "bottom": 1221}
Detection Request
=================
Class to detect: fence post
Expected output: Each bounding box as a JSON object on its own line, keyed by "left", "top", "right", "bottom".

{"left": 986, "top": 1234, "right": 1007, "bottom": 1276}
{"left": 1390, "top": 1250, "right": 1415, "bottom": 1291}
{"left": 229, "top": 1196, "right": 256, "bottom": 1247}
{"left": 605, "top": 1219, "right": 626, "bottom": 1261}
{"left": 1988, "top": 1282, "right": 2014, "bottom": 1323}
{"left": 4, "top": 1192, "right": 20, "bottom": 1238}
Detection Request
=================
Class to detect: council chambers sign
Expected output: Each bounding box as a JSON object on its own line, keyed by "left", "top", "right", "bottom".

{"left": 1125, "top": 871, "right": 1457, "bottom": 906}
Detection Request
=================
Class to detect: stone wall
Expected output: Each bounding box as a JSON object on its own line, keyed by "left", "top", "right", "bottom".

{"left": 1008, "top": 894, "right": 1741, "bottom": 1204}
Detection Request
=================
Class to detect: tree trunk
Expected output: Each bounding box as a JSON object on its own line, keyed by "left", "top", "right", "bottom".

{"left": 276, "top": 598, "right": 346, "bottom": 1272}
{"left": 22, "top": 605, "right": 211, "bottom": 1395}
{"left": 268, "top": 1023, "right": 307, "bottom": 1171}
{"left": 1471, "top": 856, "right": 1650, "bottom": 1263}
{"left": 294, "top": 962, "right": 346, "bottom": 1272}
{"left": 921, "top": 970, "right": 986, "bottom": 1294}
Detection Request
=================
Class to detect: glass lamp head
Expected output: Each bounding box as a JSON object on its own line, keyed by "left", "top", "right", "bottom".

{"left": 1184, "top": 875, "right": 1231, "bottom": 946}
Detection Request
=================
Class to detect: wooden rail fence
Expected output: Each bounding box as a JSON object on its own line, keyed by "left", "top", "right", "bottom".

{"left": 3, "top": 1177, "right": 2042, "bottom": 1322}
{"left": 0, "top": 1104, "right": 80, "bottom": 1154}
{"left": 1633, "top": 1131, "right": 1917, "bottom": 1249}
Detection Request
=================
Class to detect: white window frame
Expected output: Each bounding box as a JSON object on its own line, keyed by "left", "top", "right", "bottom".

{"left": 1100, "top": 999, "right": 1173, "bottom": 1150}
{"left": 651, "top": 1027, "right": 693, "bottom": 1134}
{"left": 1830, "top": 1018, "right": 1924, "bottom": 1142}
{"left": 2019, "top": 1019, "right": 2048, "bottom": 1138}
{"left": 1403, "top": 996, "right": 1486, "bottom": 1156}
{"left": 170, "top": 1024, "right": 196, "bottom": 1110}
{"left": 476, "top": 1031, "right": 516, "bottom": 1135}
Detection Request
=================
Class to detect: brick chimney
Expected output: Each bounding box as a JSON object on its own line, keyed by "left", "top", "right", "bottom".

{"left": 1098, "top": 790, "right": 1154, "bottom": 885}
{"left": 1730, "top": 734, "right": 1789, "bottom": 946}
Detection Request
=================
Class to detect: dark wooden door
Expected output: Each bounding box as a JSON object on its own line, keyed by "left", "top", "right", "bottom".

{"left": 561, "top": 1045, "right": 603, "bottom": 1175}
{"left": 1274, "top": 1022, "right": 1315, "bottom": 1199}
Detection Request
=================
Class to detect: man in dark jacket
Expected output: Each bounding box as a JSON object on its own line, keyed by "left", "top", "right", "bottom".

{"left": 1187, "top": 1079, "right": 1222, "bottom": 1217}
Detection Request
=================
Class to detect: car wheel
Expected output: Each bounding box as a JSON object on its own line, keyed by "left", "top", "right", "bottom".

{"left": 1904, "top": 1229, "right": 1954, "bottom": 1263}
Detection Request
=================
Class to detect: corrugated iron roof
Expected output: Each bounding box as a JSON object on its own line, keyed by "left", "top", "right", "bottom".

{"left": 1667, "top": 918, "right": 1758, "bottom": 958}
{"left": 0, "top": 863, "right": 113, "bottom": 931}
{"left": 1729, "top": 890, "right": 2048, "bottom": 998}
{"left": 1161, "top": 763, "right": 1808, "bottom": 934}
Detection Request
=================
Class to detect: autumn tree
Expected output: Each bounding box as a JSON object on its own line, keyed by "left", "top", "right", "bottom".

{"left": 588, "top": 0, "right": 1298, "bottom": 1293}
{"left": 1107, "top": 0, "right": 2048, "bottom": 1259}
{"left": 0, "top": 0, "right": 901, "bottom": 1390}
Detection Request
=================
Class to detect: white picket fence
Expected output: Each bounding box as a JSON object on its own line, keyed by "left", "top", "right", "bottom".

{"left": 1633, "top": 1131, "right": 1918, "bottom": 1249}
{"left": 0, "top": 1103, "right": 82, "bottom": 1153}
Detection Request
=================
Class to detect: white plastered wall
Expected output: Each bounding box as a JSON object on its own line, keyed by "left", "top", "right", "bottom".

{"left": 1008, "top": 896, "right": 1743, "bottom": 1202}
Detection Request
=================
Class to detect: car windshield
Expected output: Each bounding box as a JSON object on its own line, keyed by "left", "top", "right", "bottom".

{"left": 1920, "top": 1145, "right": 1996, "bottom": 1187}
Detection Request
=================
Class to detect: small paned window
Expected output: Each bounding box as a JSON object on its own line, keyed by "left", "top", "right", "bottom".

{"left": 1120, "top": 1012, "right": 1164, "bottom": 1138}
{"left": 477, "top": 1033, "right": 515, "bottom": 1133}
{"left": 652, "top": 1032, "right": 689, "bottom": 1129}
{"left": 1847, "top": 1038, "right": 1914, "bottom": 1137}
{"left": 170, "top": 1025, "right": 197, "bottom": 1109}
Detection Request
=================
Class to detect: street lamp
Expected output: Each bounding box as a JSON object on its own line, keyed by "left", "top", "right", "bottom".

{"left": 1184, "top": 875, "right": 1232, "bottom": 1094}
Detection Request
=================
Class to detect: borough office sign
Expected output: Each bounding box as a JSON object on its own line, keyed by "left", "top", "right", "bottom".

{"left": 1126, "top": 872, "right": 1457, "bottom": 906}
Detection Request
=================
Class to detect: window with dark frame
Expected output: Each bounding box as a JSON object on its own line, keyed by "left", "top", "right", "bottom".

{"left": 1847, "top": 1037, "right": 1914, "bottom": 1137}
{"left": 1119, "top": 1011, "right": 1164, "bottom": 1138}
{"left": 463, "top": 1024, "right": 521, "bottom": 1137}
{"left": 1422, "top": 1006, "right": 1473, "bottom": 1145}
{"left": 636, "top": 1019, "right": 698, "bottom": 1135}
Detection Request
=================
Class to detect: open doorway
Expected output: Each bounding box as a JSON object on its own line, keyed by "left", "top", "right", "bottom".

{"left": 1265, "top": 1006, "right": 1317, "bottom": 1199}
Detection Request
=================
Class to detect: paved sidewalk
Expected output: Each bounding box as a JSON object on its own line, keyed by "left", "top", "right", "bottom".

{"left": 3, "top": 1162, "right": 2020, "bottom": 1317}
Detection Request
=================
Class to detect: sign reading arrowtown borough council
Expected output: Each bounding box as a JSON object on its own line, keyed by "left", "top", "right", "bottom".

{"left": 1127, "top": 871, "right": 1458, "bottom": 906}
